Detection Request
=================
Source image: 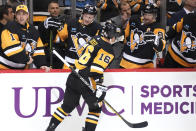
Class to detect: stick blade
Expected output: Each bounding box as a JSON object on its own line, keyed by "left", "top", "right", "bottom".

{"left": 125, "top": 120, "right": 148, "bottom": 128}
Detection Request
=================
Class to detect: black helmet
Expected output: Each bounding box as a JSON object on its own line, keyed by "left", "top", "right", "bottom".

{"left": 102, "top": 21, "right": 121, "bottom": 39}
{"left": 83, "top": 4, "right": 97, "bottom": 15}
{"left": 143, "top": 3, "right": 157, "bottom": 14}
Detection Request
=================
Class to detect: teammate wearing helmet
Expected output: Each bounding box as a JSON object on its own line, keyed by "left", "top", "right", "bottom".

{"left": 120, "top": 3, "right": 166, "bottom": 68}
{"left": 42, "top": 4, "right": 102, "bottom": 69}
{"left": 45, "top": 21, "right": 120, "bottom": 131}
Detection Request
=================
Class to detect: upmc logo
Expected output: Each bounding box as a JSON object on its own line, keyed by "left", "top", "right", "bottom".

{"left": 12, "top": 85, "right": 125, "bottom": 118}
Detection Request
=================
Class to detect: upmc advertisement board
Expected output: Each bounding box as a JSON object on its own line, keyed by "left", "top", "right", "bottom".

{"left": 0, "top": 69, "right": 196, "bottom": 131}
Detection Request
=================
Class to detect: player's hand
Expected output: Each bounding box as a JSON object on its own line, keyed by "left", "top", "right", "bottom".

{"left": 95, "top": 84, "right": 107, "bottom": 102}
{"left": 27, "top": 56, "right": 33, "bottom": 65}
{"left": 40, "top": 66, "right": 51, "bottom": 72}
{"left": 44, "top": 17, "right": 63, "bottom": 30}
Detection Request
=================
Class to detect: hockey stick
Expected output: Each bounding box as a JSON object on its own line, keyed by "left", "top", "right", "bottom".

{"left": 153, "top": 47, "right": 164, "bottom": 68}
{"left": 49, "top": 30, "right": 53, "bottom": 68}
{"left": 53, "top": 50, "right": 148, "bottom": 128}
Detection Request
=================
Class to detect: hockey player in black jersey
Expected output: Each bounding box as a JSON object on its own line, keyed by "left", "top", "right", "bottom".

{"left": 120, "top": 3, "right": 166, "bottom": 68}
{"left": 45, "top": 21, "right": 121, "bottom": 131}
{"left": 42, "top": 4, "right": 102, "bottom": 69}
{"left": 38, "top": 1, "right": 66, "bottom": 69}
{"left": 0, "top": 5, "right": 50, "bottom": 71}
{"left": 164, "top": 12, "right": 196, "bottom": 68}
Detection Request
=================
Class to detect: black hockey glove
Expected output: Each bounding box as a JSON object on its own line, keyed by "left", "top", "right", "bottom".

{"left": 44, "top": 17, "right": 63, "bottom": 31}
{"left": 95, "top": 84, "right": 107, "bottom": 102}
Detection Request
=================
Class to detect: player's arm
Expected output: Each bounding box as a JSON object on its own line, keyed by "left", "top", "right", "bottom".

{"left": 56, "top": 23, "right": 68, "bottom": 42}
{"left": 89, "top": 47, "right": 114, "bottom": 83}
{"left": 88, "top": 47, "right": 114, "bottom": 101}
{"left": 124, "top": 15, "right": 141, "bottom": 44}
{"left": 38, "top": 21, "right": 51, "bottom": 45}
{"left": 1, "top": 29, "right": 29, "bottom": 64}
{"left": 166, "top": 17, "right": 184, "bottom": 40}
{"left": 97, "top": 0, "right": 107, "bottom": 9}
{"left": 75, "top": 44, "right": 94, "bottom": 70}
{"left": 129, "top": 0, "right": 143, "bottom": 13}
{"left": 41, "top": 17, "right": 68, "bottom": 43}
{"left": 32, "top": 37, "right": 47, "bottom": 68}
{"left": 123, "top": 21, "right": 130, "bottom": 44}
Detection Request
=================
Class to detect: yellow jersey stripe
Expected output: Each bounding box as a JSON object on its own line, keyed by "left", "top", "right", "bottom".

{"left": 85, "top": 119, "right": 98, "bottom": 125}
{"left": 52, "top": 113, "right": 63, "bottom": 122}
{"left": 168, "top": 44, "right": 196, "bottom": 67}
{"left": 75, "top": 60, "right": 86, "bottom": 70}
{"left": 120, "top": 58, "right": 154, "bottom": 69}
{"left": 6, "top": 47, "right": 24, "bottom": 57}
{"left": 33, "top": 16, "right": 47, "bottom": 22}
{"left": 58, "top": 24, "right": 68, "bottom": 42}
{"left": 90, "top": 68, "right": 104, "bottom": 74}
{"left": 0, "top": 64, "right": 10, "bottom": 69}
{"left": 33, "top": 52, "right": 45, "bottom": 57}
{"left": 58, "top": 107, "right": 69, "bottom": 116}
{"left": 88, "top": 112, "right": 100, "bottom": 117}
{"left": 101, "top": 0, "right": 107, "bottom": 9}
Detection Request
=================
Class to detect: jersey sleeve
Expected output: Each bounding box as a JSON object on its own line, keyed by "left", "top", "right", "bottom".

{"left": 129, "top": 0, "right": 143, "bottom": 13}
{"left": 39, "top": 22, "right": 68, "bottom": 45}
{"left": 32, "top": 37, "right": 47, "bottom": 68}
{"left": 97, "top": 0, "right": 107, "bottom": 9}
{"left": 57, "top": 23, "right": 68, "bottom": 42}
{"left": 166, "top": 18, "right": 184, "bottom": 40}
{"left": 75, "top": 37, "right": 114, "bottom": 82}
{"left": 75, "top": 44, "right": 94, "bottom": 70}
{"left": 89, "top": 47, "right": 114, "bottom": 81}
{"left": 1, "top": 29, "right": 29, "bottom": 64}
{"left": 124, "top": 22, "right": 130, "bottom": 44}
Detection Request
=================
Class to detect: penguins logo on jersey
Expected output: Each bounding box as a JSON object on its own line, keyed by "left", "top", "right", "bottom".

{"left": 70, "top": 32, "right": 92, "bottom": 56}
{"left": 127, "top": 28, "right": 145, "bottom": 52}
{"left": 178, "top": 30, "right": 196, "bottom": 53}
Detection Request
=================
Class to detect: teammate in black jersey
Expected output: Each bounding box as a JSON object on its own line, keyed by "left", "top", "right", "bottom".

{"left": 45, "top": 21, "right": 121, "bottom": 131}
{"left": 42, "top": 4, "right": 102, "bottom": 69}
{"left": 164, "top": 12, "right": 196, "bottom": 68}
{"left": 120, "top": 3, "right": 166, "bottom": 68}
{"left": 0, "top": 5, "right": 49, "bottom": 71}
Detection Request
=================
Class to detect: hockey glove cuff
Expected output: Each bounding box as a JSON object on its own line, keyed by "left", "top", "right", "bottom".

{"left": 95, "top": 84, "right": 107, "bottom": 102}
